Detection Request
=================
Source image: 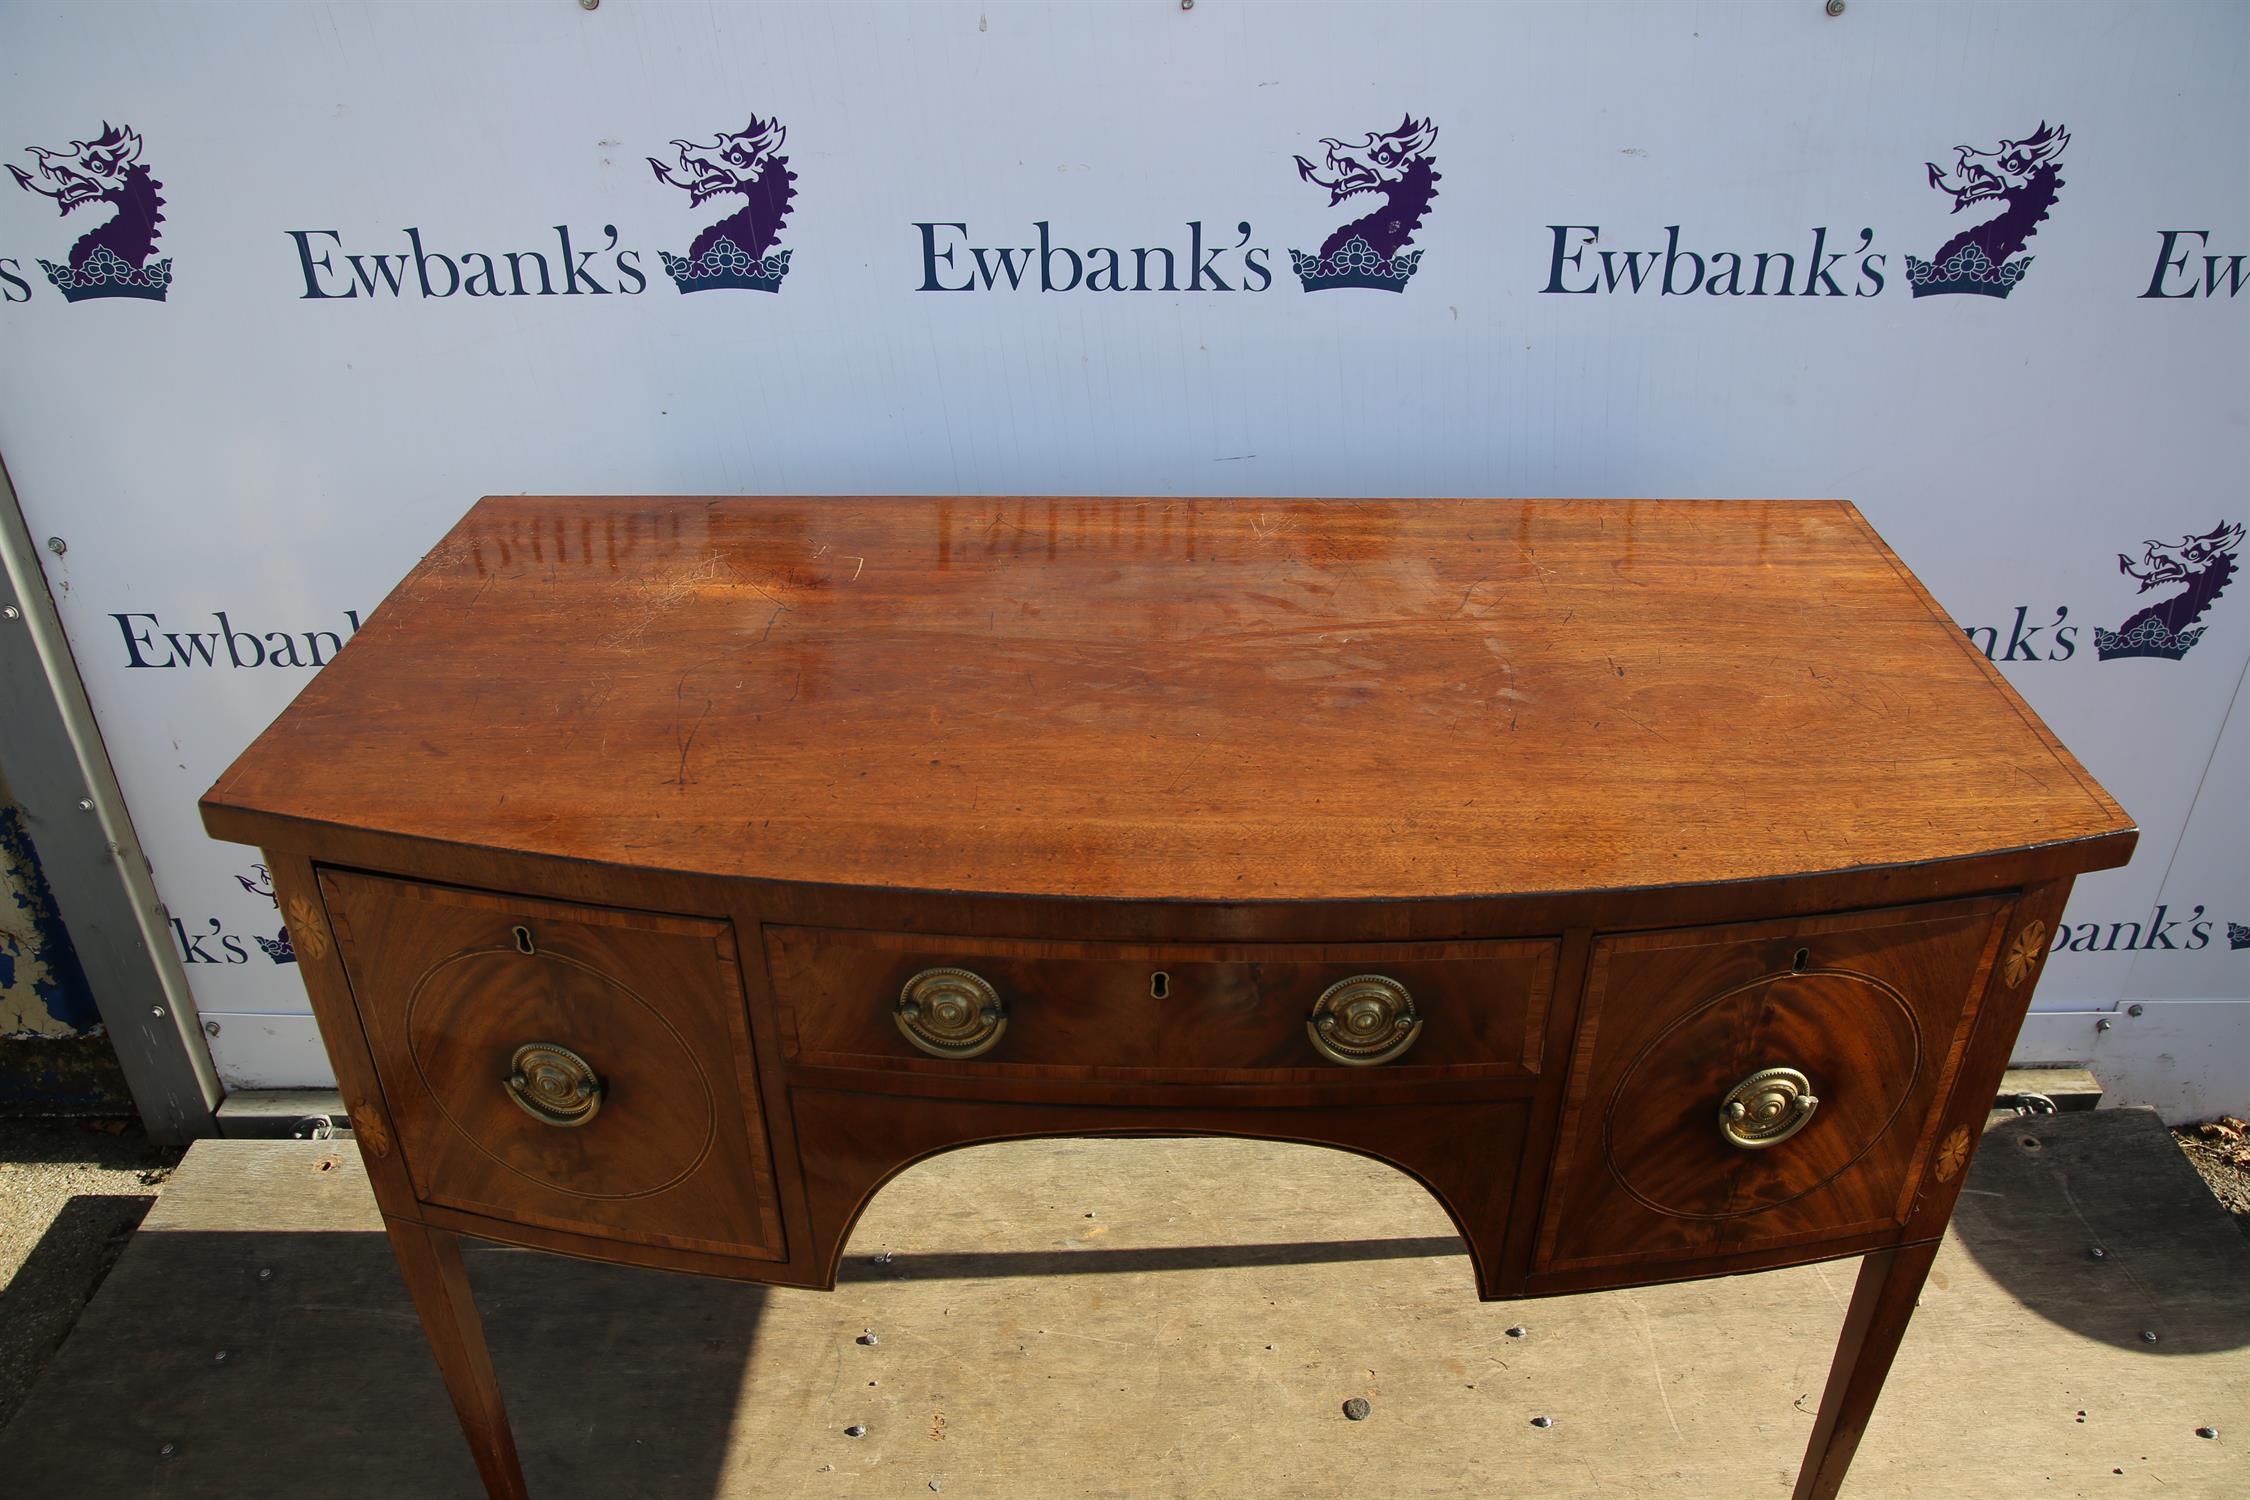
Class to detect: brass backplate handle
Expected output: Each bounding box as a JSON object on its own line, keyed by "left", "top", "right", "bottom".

{"left": 896, "top": 967, "right": 1008, "bottom": 1058}
{"left": 1307, "top": 974, "right": 1423, "bottom": 1066}
{"left": 1718, "top": 1066, "right": 1819, "bottom": 1149}
{"left": 503, "top": 1042, "right": 605, "bottom": 1128}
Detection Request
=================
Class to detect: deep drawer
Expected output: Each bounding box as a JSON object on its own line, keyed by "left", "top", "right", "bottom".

{"left": 1534, "top": 895, "right": 2015, "bottom": 1274}
{"left": 319, "top": 870, "right": 784, "bottom": 1260}
{"left": 763, "top": 926, "right": 1558, "bottom": 1079}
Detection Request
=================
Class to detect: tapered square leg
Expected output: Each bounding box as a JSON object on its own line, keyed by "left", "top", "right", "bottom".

{"left": 1791, "top": 1239, "right": 1943, "bottom": 1500}
{"left": 384, "top": 1216, "right": 531, "bottom": 1500}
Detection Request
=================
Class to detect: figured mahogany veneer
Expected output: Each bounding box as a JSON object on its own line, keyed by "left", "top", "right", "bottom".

{"left": 1535, "top": 897, "right": 2008, "bottom": 1277}
{"left": 765, "top": 927, "right": 1557, "bottom": 1078}
{"left": 201, "top": 496, "right": 2134, "bottom": 1500}
{"left": 319, "top": 871, "right": 784, "bottom": 1260}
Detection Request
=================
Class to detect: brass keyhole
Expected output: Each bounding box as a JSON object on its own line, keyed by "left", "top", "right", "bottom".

{"left": 512, "top": 925, "right": 536, "bottom": 956}
{"left": 1150, "top": 971, "right": 1169, "bottom": 1000}
{"left": 1792, "top": 947, "right": 1810, "bottom": 973}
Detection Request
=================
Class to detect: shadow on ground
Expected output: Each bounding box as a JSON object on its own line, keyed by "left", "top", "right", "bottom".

{"left": 0, "top": 1118, "right": 180, "bottom": 1429}
{"left": 0, "top": 1226, "right": 768, "bottom": 1499}
{"left": 1947, "top": 1107, "right": 2250, "bottom": 1354}
{"left": 0, "top": 1218, "right": 1482, "bottom": 1498}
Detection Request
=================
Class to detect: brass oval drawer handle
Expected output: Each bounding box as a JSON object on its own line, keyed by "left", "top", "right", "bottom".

{"left": 503, "top": 1042, "right": 605, "bottom": 1128}
{"left": 896, "top": 967, "right": 1008, "bottom": 1059}
{"left": 1308, "top": 974, "right": 1423, "bottom": 1066}
{"left": 1719, "top": 1066, "right": 1819, "bottom": 1149}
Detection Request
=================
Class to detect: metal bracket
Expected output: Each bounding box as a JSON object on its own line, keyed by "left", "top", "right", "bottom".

{"left": 0, "top": 451, "right": 220, "bottom": 1141}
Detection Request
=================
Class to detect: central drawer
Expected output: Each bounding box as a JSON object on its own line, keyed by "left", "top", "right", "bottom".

{"left": 763, "top": 927, "right": 1558, "bottom": 1079}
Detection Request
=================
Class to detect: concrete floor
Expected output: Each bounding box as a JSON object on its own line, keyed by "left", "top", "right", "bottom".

{"left": 0, "top": 1120, "right": 181, "bottom": 1430}
{"left": 1, "top": 1107, "right": 2245, "bottom": 1497}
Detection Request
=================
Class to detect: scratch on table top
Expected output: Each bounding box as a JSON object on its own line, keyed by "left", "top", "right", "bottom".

{"left": 1619, "top": 710, "right": 1674, "bottom": 745}
{"left": 669, "top": 676, "right": 713, "bottom": 789}
{"left": 1249, "top": 511, "right": 1296, "bottom": 543}
{"left": 600, "top": 550, "right": 738, "bottom": 648}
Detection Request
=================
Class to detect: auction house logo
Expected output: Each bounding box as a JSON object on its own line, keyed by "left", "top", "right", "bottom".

{"left": 234, "top": 865, "right": 299, "bottom": 965}
{"left": 170, "top": 864, "right": 300, "bottom": 967}
{"left": 649, "top": 115, "right": 797, "bottom": 293}
{"left": 7, "top": 121, "right": 171, "bottom": 301}
{"left": 1960, "top": 519, "right": 2241, "bottom": 665}
{"left": 1540, "top": 120, "right": 2074, "bottom": 302}
{"left": 2049, "top": 903, "right": 2229, "bottom": 957}
{"left": 2140, "top": 230, "right": 2247, "bottom": 300}
{"left": 2095, "top": 521, "right": 2243, "bottom": 661}
{"left": 912, "top": 112, "right": 1444, "bottom": 297}
{"left": 282, "top": 115, "right": 803, "bottom": 301}
{"left": 1906, "top": 122, "right": 2069, "bottom": 298}
{"left": 1289, "top": 114, "right": 1440, "bottom": 292}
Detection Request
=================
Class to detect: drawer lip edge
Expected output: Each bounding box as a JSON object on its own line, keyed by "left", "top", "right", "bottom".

{"left": 778, "top": 1064, "right": 1537, "bottom": 1108}
{"left": 762, "top": 923, "right": 1564, "bottom": 961}
{"left": 415, "top": 1198, "right": 791, "bottom": 1268}
{"left": 316, "top": 862, "right": 734, "bottom": 939}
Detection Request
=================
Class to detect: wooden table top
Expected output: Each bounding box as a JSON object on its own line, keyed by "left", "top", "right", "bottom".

{"left": 202, "top": 496, "right": 2133, "bottom": 903}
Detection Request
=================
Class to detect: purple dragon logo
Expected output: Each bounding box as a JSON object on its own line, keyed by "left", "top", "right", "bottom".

{"left": 2095, "top": 521, "right": 2243, "bottom": 661}
{"left": 233, "top": 864, "right": 297, "bottom": 965}
{"left": 649, "top": 115, "right": 797, "bottom": 293}
{"left": 1907, "top": 123, "right": 2069, "bottom": 298}
{"left": 1290, "top": 114, "right": 1439, "bottom": 292}
{"left": 8, "top": 122, "right": 171, "bottom": 302}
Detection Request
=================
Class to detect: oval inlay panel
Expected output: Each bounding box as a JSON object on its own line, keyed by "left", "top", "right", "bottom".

{"left": 1602, "top": 968, "right": 1921, "bottom": 1221}
{"left": 405, "top": 947, "right": 717, "bottom": 1201}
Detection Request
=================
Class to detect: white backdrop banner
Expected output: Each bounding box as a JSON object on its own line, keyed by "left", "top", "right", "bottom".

{"left": 0, "top": 1, "right": 2242, "bottom": 1106}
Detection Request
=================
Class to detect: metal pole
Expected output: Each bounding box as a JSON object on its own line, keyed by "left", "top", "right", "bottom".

{"left": 0, "top": 451, "right": 220, "bottom": 1142}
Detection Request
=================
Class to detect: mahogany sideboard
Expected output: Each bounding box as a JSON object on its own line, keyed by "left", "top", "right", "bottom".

{"left": 200, "top": 496, "right": 2135, "bottom": 1499}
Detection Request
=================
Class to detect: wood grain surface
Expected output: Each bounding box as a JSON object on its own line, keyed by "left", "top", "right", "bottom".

{"left": 320, "top": 871, "right": 785, "bottom": 1261}
{"left": 184, "top": 495, "right": 2146, "bottom": 1500}
{"left": 200, "top": 496, "right": 2134, "bottom": 901}
{"left": 1535, "top": 897, "right": 2009, "bottom": 1274}
{"left": 763, "top": 926, "right": 1557, "bottom": 1079}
